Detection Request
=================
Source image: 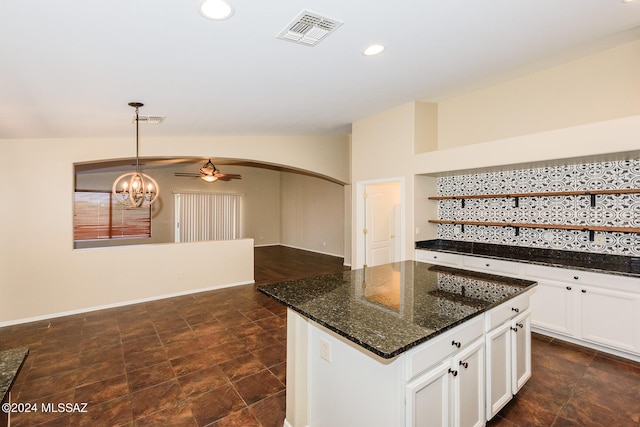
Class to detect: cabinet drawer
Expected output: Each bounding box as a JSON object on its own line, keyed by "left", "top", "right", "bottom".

{"left": 461, "top": 256, "right": 521, "bottom": 277}
{"left": 405, "top": 316, "right": 483, "bottom": 380}
{"left": 485, "top": 293, "right": 530, "bottom": 331}
{"left": 523, "top": 264, "right": 638, "bottom": 292}
{"left": 415, "top": 250, "right": 459, "bottom": 266}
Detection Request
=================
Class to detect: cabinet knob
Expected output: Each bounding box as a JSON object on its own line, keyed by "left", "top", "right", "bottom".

{"left": 433, "top": 256, "right": 438, "bottom": 259}
{"left": 448, "top": 368, "right": 458, "bottom": 377}
{"left": 485, "top": 263, "right": 490, "bottom": 267}
{"left": 459, "top": 361, "right": 469, "bottom": 369}
{"left": 511, "top": 307, "right": 520, "bottom": 313}
{"left": 566, "top": 286, "right": 572, "bottom": 291}
{"left": 451, "top": 340, "right": 461, "bottom": 348}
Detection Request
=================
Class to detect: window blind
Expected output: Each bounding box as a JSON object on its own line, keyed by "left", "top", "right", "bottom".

{"left": 174, "top": 192, "right": 242, "bottom": 242}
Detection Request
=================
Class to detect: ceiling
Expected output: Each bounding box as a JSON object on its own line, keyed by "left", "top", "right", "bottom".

{"left": 1, "top": 0, "right": 639, "bottom": 140}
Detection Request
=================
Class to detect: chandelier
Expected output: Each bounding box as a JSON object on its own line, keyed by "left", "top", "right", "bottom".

{"left": 111, "top": 102, "right": 160, "bottom": 207}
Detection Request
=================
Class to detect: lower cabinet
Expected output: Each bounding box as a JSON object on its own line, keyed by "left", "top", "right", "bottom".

{"left": 579, "top": 284, "right": 640, "bottom": 354}
{"left": 406, "top": 338, "right": 485, "bottom": 427}
{"left": 531, "top": 279, "right": 640, "bottom": 357}
{"left": 485, "top": 310, "right": 531, "bottom": 420}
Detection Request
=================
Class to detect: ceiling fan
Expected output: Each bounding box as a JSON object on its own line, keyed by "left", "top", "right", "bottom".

{"left": 175, "top": 159, "right": 242, "bottom": 182}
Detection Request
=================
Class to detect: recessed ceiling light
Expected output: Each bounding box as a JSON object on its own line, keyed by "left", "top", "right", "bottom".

{"left": 363, "top": 44, "right": 385, "bottom": 56}
{"left": 200, "top": 0, "right": 234, "bottom": 20}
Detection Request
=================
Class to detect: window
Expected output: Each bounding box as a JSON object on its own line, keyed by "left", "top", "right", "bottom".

{"left": 74, "top": 191, "right": 151, "bottom": 241}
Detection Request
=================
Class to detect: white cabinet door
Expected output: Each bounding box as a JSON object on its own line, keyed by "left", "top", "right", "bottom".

{"left": 580, "top": 285, "right": 640, "bottom": 354}
{"left": 406, "top": 360, "right": 451, "bottom": 427}
{"left": 530, "top": 280, "right": 575, "bottom": 336}
{"left": 511, "top": 311, "right": 532, "bottom": 393}
{"left": 455, "top": 339, "right": 485, "bottom": 427}
{"left": 485, "top": 321, "right": 512, "bottom": 420}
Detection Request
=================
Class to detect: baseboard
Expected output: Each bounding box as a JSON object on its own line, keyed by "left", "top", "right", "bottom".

{"left": 531, "top": 327, "right": 640, "bottom": 363}
{"left": 0, "top": 280, "right": 255, "bottom": 328}
{"left": 279, "top": 243, "right": 344, "bottom": 259}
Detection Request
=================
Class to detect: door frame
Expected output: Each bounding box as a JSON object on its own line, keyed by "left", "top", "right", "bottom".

{"left": 354, "top": 177, "right": 405, "bottom": 269}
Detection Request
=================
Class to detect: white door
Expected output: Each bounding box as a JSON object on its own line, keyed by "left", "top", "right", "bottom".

{"left": 365, "top": 182, "right": 401, "bottom": 267}
{"left": 580, "top": 285, "right": 640, "bottom": 353}
{"left": 530, "top": 280, "right": 575, "bottom": 336}
{"left": 456, "top": 339, "right": 485, "bottom": 427}
{"left": 406, "top": 360, "right": 451, "bottom": 427}
{"left": 511, "top": 311, "right": 532, "bottom": 394}
{"left": 485, "top": 321, "right": 513, "bottom": 419}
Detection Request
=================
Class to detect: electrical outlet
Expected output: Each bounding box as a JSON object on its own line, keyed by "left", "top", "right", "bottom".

{"left": 594, "top": 234, "right": 606, "bottom": 246}
{"left": 320, "top": 338, "right": 332, "bottom": 362}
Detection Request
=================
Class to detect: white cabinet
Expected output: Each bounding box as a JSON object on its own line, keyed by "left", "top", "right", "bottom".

{"left": 406, "top": 338, "right": 485, "bottom": 427}
{"left": 529, "top": 279, "right": 575, "bottom": 336}
{"left": 528, "top": 265, "right": 640, "bottom": 359}
{"left": 579, "top": 285, "right": 640, "bottom": 354}
{"left": 485, "top": 299, "right": 532, "bottom": 420}
{"left": 416, "top": 248, "right": 640, "bottom": 360}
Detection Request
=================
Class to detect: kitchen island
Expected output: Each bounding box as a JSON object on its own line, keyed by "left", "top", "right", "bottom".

{"left": 259, "top": 261, "right": 537, "bottom": 427}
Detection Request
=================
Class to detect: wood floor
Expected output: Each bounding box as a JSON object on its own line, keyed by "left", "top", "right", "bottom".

{"left": 1, "top": 246, "right": 638, "bottom": 426}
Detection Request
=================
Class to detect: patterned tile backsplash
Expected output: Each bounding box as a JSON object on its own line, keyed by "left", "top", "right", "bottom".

{"left": 436, "top": 159, "right": 640, "bottom": 256}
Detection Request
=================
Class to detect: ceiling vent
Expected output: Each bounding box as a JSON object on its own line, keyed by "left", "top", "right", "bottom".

{"left": 277, "top": 10, "right": 343, "bottom": 46}
{"left": 132, "top": 115, "right": 166, "bottom": 124}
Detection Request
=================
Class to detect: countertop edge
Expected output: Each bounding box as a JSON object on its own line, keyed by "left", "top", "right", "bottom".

{"left": 415, "top": 240, "right": 640, "bottom": 278}
{"left": 0, "top": 347, "right": 29, "bottom": 403}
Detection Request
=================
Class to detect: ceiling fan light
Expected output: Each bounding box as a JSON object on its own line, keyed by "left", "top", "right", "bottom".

{"left": 202, "top": 175, "right": 218, "bottom": 182}
{"left": 200, "top": 0, "right": 234, "bottom": 20}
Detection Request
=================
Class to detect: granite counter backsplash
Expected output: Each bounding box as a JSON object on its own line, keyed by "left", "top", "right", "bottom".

{"left": 0, "top": 347, "right": 28, "bottom": 403}
{"left": 259, "top": 261, "right": 535, "bottom": 359}
{"left": 415, "top": 239, "right": 640, "bottom": 278}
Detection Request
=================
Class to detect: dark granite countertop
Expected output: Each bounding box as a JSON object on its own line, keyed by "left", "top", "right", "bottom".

{"left": 0, "top": 347, "right": 28, "bottom": 403}
{"left": 258, "top": 261, "right": 535, "bottom": 359}
{"left": 415, "top": 239, "right": 640, "bottom": 278}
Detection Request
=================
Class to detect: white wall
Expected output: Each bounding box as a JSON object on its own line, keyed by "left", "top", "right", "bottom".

{"left": 436, "top": 40, "right": 640, "bottom": 149}
{"left": 0, "top": 134, "right": 349, "bottom": 324}
{"left": 280, "top": 172, "right": 345, "bottom": 257}
{"left": 351, "top": 103, "right": 418, "bottom": 267}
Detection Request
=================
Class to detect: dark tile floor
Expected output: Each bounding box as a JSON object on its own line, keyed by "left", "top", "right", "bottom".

{"left": 1, "top": 246, "right": 639, "bottom": 426}
{"left": 488, "top": 334, "right": 640, "bottom": 427}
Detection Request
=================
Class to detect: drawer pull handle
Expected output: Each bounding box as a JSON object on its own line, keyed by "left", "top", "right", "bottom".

{"left": 581, "top": 289, "right": 587, "bottom": 293}
{"left": 511, "top": 326, "right": 518, "bottom": 332}
{"left": 511, "top": 307, "right": 519, "bottom": 313}
{"left": 574, "top": 276, "right": 579, "bottom": 280}
{"left": 459, "top": 361, "right": 469, "bottom": 369}
{"left": 566, "top": 286, "right": 572, "bottom": 290}
{"left": 485, "top": 263, "right": 490, "bottom": 267}
{"left": 433, "top": 256, "right": 438, "bottom": 259}
{"left": 516, "top": 323, "right": 523, "bottom": 329}
{"left": 448, "top": 368, "right": 458, "bottom": 377}
{"left": 452, "top": 340, "right": 461, "bottom": 348}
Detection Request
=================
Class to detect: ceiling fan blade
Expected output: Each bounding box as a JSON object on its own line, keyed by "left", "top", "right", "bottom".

{"left": 216, "top": 174, "right": 242, "bottom": 179}
{"left": 174, "top": 172, "right": 202, "bottom": 177}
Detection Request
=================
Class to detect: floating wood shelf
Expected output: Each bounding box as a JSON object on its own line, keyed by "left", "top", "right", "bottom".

{"left": 428, "top": 189, "right": 640, "bottom": 239}
{"left": 428, "top": 220, "right": 640, "bottom": 240}
{"left": 428, "top": 188, "right": 640, "bottom": 201}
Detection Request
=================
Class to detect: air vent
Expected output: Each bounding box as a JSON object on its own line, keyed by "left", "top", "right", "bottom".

{"left": 277, "top": 10, "right": 343, "bottom": 46}
{"left": 132, "top": 115, "right": 166, "bottom": 124}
